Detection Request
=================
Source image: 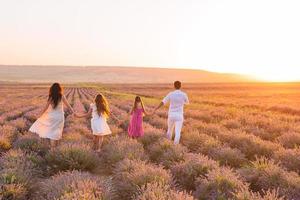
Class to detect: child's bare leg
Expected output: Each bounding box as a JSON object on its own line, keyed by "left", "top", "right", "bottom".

{"left": 45, "top": 138, "right": 51, "bottom": 146}
{"left": 93, "top": 135, "right": 99, "bottom": 150}
{"left": 50, "top": 140, "right": 57, "bottom": 148}
{"left": 41, "top": 138, "right": 46, "bottom": 146}
{"left": 98, "top": 136, "right": 104, "bottom": 149}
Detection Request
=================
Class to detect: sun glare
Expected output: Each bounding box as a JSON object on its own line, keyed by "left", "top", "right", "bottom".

{"left": 252, "top": 71, "right": 300, "bottom": 82}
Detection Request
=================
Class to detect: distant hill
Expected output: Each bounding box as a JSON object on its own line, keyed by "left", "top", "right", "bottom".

{"left": 0, "top": 65, "right": 255, "bottom": 83}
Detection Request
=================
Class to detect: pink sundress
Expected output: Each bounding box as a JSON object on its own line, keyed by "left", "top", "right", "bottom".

{"left": 128, "top": 108, "right": 144, "bottom": 137}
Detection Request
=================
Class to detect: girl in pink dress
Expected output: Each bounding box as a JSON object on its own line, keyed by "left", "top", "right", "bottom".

{"left": 128, "top": 96, "right": 149, "bottom": 138}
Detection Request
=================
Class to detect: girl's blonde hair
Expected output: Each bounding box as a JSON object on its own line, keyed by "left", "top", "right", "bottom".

{"left": 131, "top": 96, "right": 145, "bottom": 114}
{"left": 95, "top": 93, "right": 110, "bottom": 117}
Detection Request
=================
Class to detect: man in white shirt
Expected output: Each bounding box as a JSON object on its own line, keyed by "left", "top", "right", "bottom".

{"left": 153, "top": 81, "right": 189, "bottom": 144}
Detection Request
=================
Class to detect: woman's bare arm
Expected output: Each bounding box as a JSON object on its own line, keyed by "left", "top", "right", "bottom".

{"left": 152, "top": 102, "right": 164, "bottom": 115}
{"left": 62, "top": 95, "right": 74, "bottom": 114}
{"left": 74, "top": 108, "right": 92, "bottom": 118}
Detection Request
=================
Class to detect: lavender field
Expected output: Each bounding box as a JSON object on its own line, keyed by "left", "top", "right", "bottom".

{"left": 1, "top": 83, "right": 300, "bottom": 200}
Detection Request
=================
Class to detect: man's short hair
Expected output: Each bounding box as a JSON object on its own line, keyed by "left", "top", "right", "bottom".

{"left": 174, "top": 81, "right": 181, "bottom": 89}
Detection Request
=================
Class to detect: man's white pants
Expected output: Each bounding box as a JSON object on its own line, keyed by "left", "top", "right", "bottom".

{"left": 166, "top": 114, "right": 184, "bottom": 144}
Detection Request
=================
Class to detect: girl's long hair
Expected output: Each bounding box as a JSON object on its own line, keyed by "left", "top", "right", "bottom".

{"left": 95, "top": 94, "right": 110, "bottom": 117}
{"left": 48, "top": 83, "right": 63, "bottom": 109}
{"left": 131, "top": 96, "right": 145, "bottom": 113}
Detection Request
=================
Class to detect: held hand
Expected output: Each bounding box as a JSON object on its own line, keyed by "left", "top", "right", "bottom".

{"left": 151, "top": 110, "right": 156, "bottom": 116}
{"left": 115, "top": 119, "right": 122, "bottom": 127}
{"left": 71, "top": 112, "right": 78, "bottom": 118}
{"left": 117, "top": 118, "right": 122, "bottom": 125}
{"left": 145, "top": 112, "right": 154, "bottom": 118}
{"left": 117, "top": 116, "right": 122, "bottom": 123}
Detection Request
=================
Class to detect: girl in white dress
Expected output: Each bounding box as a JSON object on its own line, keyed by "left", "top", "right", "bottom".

{"left": 29, "top": 83, "right": 74, "bottom": 147}
{"left": 75, "top": 93, "right": 116, "bottom": 150}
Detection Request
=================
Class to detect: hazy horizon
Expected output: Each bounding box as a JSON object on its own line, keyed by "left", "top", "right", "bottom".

{"left": 0, "top": 64, "right": 298, "bottom": 82}
{"left": 1, "top": 0, "right": 300, "bottom": 81}
{"left": 0, "top": 65, "right": 259, "bottom": 83}
{"left": 0, "top": 64, "right": 256, "bottom": 76}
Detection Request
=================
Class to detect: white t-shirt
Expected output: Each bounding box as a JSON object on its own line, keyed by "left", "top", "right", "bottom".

{"left": 162, "top": 90, "right": 189, "bottom": 116}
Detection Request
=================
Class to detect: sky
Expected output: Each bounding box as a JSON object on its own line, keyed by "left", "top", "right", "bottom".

{"left": 0, "top": 0, "right": 300, "bottom": 81}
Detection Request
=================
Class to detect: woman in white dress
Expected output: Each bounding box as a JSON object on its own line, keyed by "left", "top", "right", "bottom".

{"left": 29, "top": 83, "right": 74, "bottom": 147}
{"left": 75, "top": 93, "right": 116, "bottom": 150}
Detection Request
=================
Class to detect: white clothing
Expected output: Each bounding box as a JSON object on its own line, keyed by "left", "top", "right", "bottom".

{"left": 162, "top": 90, "right": 189, "bottom": 116}
{"left": 29, "top": 101, "right": 64, "bottom": 140}
{"left": 90, "top": 103, "right": 112, "bottom": 136}
{"left": 167, "top": 114, "right": 184, "bottom": 144}
{"left": 162, "top": 90, "right": 189, "bottom": 144}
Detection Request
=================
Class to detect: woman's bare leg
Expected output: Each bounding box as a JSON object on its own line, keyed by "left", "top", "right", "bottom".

{"left": 46, "top": 138, "right": 51, "bottom": 146}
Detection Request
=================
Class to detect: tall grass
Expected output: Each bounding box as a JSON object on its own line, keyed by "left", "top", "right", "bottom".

{"left": 239, "top": 157, "right": 300, "bottom": 199}
{"left": 171, "top": 153, "right": 218, "bottom": 191}
{"left": 33, "top": 170, "right": 111, "bottom": 200}
{"left": 112, "top": 159, "right": 172, "bottom": 199}
{"left": 0, "top": 149, "right": 42, "bottom": 199}
{"left": 45, "top": 143, "right": 99, "bottom": 174}
{"left": 136, "top": 183, "right": 195, "bottom": 200}
{"left": 100, "top": 136, "right": 147, "bottom": 173}
{"left": 147, "top": 138, "right": 187, "bottom": 169}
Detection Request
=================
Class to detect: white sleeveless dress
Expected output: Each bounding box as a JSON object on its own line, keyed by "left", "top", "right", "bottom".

{"left": 90, "top": 103, "right": 112, "bottom": 136}
{"left": 29, "top": 101, "right": 64, "bottom": 140}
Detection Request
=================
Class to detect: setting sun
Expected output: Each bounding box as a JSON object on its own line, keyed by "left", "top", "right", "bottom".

{"left": 253, "top": 72, "right": 300, "bottom": 82}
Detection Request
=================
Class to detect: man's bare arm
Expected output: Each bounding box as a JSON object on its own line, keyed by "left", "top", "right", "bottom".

{"left": 152, "top": 102, "right": 164, "bottom": 114}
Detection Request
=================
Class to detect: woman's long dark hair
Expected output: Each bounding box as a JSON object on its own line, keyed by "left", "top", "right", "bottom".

{"left": 48, "top": 83, "right": 63, "bottom": 109}
{"left": 95, "top": 94, "right": 110, "bottom": 117}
